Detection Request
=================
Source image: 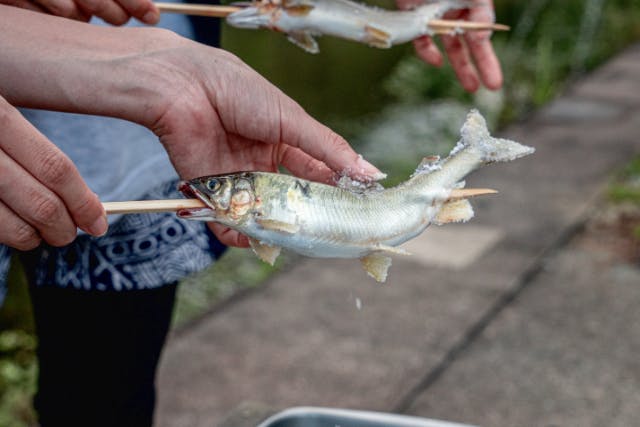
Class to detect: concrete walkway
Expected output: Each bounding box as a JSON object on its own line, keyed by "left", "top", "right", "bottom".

{"left": 156, "top": 43, "right": 640, "bottom": 427}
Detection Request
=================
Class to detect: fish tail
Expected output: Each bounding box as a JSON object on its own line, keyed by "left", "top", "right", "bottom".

{"left": 461, "top": 109, "right": 535, "bottom": 164}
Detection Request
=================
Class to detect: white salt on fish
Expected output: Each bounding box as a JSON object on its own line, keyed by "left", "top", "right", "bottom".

{"left": 178, "top": 110, "right": 534, "bottom": 282}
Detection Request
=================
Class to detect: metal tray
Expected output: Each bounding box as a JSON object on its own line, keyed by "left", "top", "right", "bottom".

{"left": 257, "top": 407, "right": 476, "bottom": 427}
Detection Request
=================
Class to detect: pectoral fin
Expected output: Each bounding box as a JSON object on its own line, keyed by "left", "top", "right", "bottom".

{"left": 364, "top": 24, "right": 392, "bottom": 48}
{"left": 256, "top": 218, "right": 300, "bottom": 234}
{"left": 360, "top": 253, "right": 392, "bottom": 282}
{"left": 287, "top": 31, "right": 319, "bottom": 53}
{"left": 434, "top": 199, "right": 474, "bottom": 225}
{"left": 249, "top": 238, "right": 281, "bottom": 265}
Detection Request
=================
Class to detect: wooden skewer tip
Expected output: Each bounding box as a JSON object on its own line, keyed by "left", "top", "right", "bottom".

{"left": 447, "top": 188, "right": 498, "bottom": 201}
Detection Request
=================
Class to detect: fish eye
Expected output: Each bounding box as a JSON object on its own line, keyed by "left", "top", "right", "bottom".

{"left": 206, "top": 180, "right": 221, "bottom": 192}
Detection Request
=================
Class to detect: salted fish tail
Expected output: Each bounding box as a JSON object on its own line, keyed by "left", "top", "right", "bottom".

{"left": 461, "top": 109, "right": 535, "bottom": 163}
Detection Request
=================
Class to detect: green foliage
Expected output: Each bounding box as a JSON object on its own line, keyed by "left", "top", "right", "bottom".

{"left": 0, "top": 260, "right": 37, "bottom": 427}
{"left": 0, "top": 330, "right": 38, "bottom": 427}
{"left": 382, "top": 55, "right": 472, "bottom": 103}
{"left": 608, "top": 157, "right": 640, "bottom": 205}
{"left": 608, "top": 185, "right": 640, "bottom": 204}
{"left": 384, "top": 0, "right": 640, "bottom": 124}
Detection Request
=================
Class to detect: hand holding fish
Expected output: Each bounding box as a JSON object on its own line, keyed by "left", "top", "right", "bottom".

{"left": 397, "top": 0, "right": 502, "bottom": 91}
{"left": 1, "top": 0, "right": 160, "bottom": 24}
{"left": 177, "top": 110, "right": 534, "bottom": 282}
{"left": 153, "top": 43, "right": 383, "bottom": 246}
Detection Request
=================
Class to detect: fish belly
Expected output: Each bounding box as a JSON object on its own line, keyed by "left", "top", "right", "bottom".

{"left": 243, "top": 198, "right": 431, "bottom": 259}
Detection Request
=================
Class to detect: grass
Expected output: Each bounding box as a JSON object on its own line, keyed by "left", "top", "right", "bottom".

{"left": 0, "top": 261, "right": 37, "bottom": 427}
{"left": 608, "top": 157, "right": 640, "bottom": 205}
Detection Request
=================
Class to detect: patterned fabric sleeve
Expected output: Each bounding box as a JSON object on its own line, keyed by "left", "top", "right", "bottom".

{"left": 20, "top": 181, "right": 226, "bottom": 292}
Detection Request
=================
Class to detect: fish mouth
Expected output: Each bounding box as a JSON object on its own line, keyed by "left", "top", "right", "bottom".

{"left": 177, "top": 181, "right": 216, "bottom": 220}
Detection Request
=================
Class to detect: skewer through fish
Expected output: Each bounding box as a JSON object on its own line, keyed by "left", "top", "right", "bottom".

{"left": 226, "top": 0, "right": 507, "bottom": 53}
{"left": 177, "top": 110, "right": 534, "bottom": 282}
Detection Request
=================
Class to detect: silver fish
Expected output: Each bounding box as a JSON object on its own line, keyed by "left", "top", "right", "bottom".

{"left": 226, "top": 0, "right": 468, "bottom": 53}
{"left": 178, "top": 110, "right": 534, "bottom": 281}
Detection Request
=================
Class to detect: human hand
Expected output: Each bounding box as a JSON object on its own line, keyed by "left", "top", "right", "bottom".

{"left": 135, "top": 37, "right": 383, "bottom": 247}
{"left": 0, "top": 95, "right": 107, "bottom": 251}
{"left": 396, "top": 0, "right": 502, "bottom": 92}
{"left": 0, "top": 0, "right": 159, "bottom": 25}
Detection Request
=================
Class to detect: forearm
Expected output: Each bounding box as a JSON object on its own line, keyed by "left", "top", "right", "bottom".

{"left": 0, "top": 5, "right": 174, "bottom": 126}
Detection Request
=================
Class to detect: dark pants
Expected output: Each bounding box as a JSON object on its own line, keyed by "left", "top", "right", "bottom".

{"left": 28, "top": 283, "right": 177, "bottom": 427}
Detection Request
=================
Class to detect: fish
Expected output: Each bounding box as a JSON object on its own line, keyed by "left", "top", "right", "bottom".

{"left": 226, "top": 0, "right": 470, "bottom": 53}
{"left": 177, "top": 110, "right": 534, "bottom": 282}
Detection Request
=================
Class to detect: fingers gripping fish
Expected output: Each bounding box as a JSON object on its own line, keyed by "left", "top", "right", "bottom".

{"left": 226, "top": 0, "right": 470, "bottom": 53}
{"left": 178, "top": 110, "right": 534, "bottom": 282}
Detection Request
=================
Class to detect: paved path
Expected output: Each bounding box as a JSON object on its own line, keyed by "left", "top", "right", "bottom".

{"left": 156, "top": 43, "right": 640, "bottom": 427}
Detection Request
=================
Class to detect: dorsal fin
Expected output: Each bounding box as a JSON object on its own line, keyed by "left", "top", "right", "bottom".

{"left": 412, "top": 155, "right": 442, "bottom": 176}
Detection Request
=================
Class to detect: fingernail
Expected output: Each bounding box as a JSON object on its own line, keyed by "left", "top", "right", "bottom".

{"left": 142, "top": 10, "right": 159, "bottom": 24}
{"left": 356, "top": 156, "right": 386, "bottom": 181}
{"left": 88, "top": 215, "right": 108, "bottom": 237}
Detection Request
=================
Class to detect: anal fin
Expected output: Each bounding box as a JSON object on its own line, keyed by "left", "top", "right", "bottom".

{"left": 434, "top": 199, "right": 474, "bottom": 225}
{"left": 360, "top": 253, "right": 392, "bottom": 282}
{"left": 364, "top": 24, "right": 392, "bottom": 48}
{"left": 249, "top": 238, "right": 281, "bottom": 265}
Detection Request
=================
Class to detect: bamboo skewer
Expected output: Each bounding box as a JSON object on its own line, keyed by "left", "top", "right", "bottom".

{"left": 103, "top": 199, "right": 206, "bottom": 215}
{"left": 103, "top": 188, "right": 497, "bottom": 215}
{"left": 428, "top": 19, "right": 509, "bottom": 32}
{"left": 155, "top": 2, "right": 240, "bottom": 17}
{"left": 153, "top": 2, "right": 509, "bottom": 34}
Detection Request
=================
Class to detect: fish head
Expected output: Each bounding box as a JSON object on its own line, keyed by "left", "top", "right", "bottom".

{"left": 178, "top": 173, "right": 257, "bottom": 225}
{"left": 226, "top": 2, "right": 277, "bottom": 29}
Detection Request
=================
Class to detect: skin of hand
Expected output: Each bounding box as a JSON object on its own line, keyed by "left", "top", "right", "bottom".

{"left": 0, "top": 95, "right": 108, "bottom": 250}
{"left": 0, "top": 0, "right": 159, "bottom": 25}
{"left": 396, "top": 0, "right": 503, "bottom": 92}
{"left": 0, "top": 6, "right": 382, "bottom": 248}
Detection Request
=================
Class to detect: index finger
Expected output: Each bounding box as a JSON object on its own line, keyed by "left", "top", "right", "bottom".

{"left": 464, "top": 1, "right": 503, "bottom": 90}
{"left": 116, "top": 0, "right": 159, "bottom": 24}
{"left": 0, "top": 98, "right": 107, "bottom": 236}
{"left": 278, "top": 98, "right": 385, "bottom": 181}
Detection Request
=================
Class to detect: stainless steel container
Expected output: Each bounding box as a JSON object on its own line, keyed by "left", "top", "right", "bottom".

{"left": 257, "top": 407, "right": 476, "bottom": 427}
